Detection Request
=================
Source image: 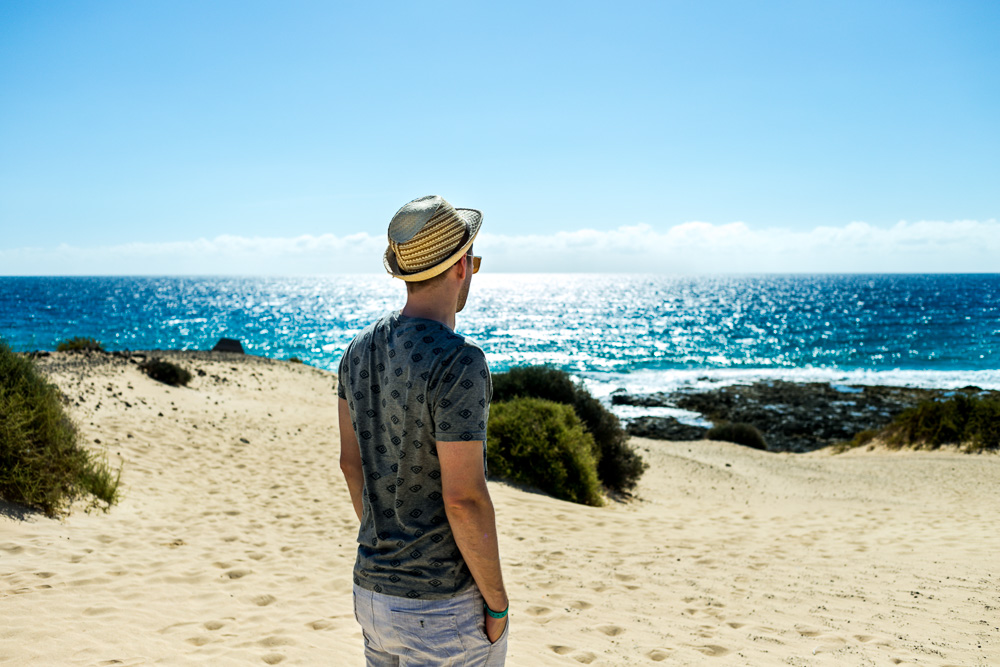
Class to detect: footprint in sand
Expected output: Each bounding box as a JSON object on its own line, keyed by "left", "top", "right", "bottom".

{"left": 573, "top": 652, "right": 597, "bottom": 664}
{"left": 596, "top": 625, "right": 625, "bottom": 637}
{"left": 204, "top": 621, "right": 225, "bottom": 631}
{"left": 693, "top": 644, "right": 731, "bottom": 657}
{"left": 252, "top": 594, "right": 276, "bottom": 606}
{"left": 259, "top": 636, "right": 295, "bottom": 648}
{"left": 568, "top": 600, "right": 593, "bottom": 611}
{"left": 525, "top": 606, "right": 551, "bottom": 616}
{"left": 225, "top": 568, "right": 252, "bottom": 580}
{"left": 308, "top": 619, "right": 332, "bottom": 630}
{"left": 261, "top": 654, "right": 285, "bottom": 664}
{"left": 83, "top": 607, "right": 117, "bottom": 616}
{"left": 549, "top": 645, "right": 574, "bottom": 655}
{"left": 647, "top": 649, "right": 672, "bottom": 661}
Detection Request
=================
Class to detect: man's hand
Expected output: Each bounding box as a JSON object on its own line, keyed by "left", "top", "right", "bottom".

{"left": 485, "top": 613, "right": 507, "bottom": 644}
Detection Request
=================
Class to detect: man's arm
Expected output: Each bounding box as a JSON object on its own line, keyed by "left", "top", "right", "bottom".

{"left": 339, "top": 398, "right": 364, "bottom": 523}
{"left": 438, "top": 441, "right": 508, "bottom": 643}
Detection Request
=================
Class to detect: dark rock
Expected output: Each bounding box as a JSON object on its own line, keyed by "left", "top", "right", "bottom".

{"left": 611, "top": 390, "right": 671, "bottom": 407}
{"left": 616, "top": 380, "right": 998, "bottom": 453}
{"left": 627, "top": 416, "right": 708, "bottom": 441}
{"left": 212, "top": 338, "right": 245, "bottom": 354}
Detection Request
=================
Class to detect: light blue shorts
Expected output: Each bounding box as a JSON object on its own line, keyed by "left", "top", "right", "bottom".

{"left": 353, "top": 583, "right": 508, "bottom": 667}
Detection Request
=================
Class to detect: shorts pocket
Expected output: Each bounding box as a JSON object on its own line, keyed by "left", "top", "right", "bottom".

{"left": 492, "top": 615, "right": 510, "bottom": 645}
{"left": 391, "top": 610, "right": 465, "bottom": 661}
{"left": 485, "top": 616, "right": 509, "bottom": 666}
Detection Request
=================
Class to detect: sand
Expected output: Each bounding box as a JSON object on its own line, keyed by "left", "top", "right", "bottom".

{"left": 2, "top": 351, "right": 998, "bottom": 665}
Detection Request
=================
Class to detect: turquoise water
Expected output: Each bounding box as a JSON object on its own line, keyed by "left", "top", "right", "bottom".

{"left": 2, "top": 274, "right": 999, "bottom": 399}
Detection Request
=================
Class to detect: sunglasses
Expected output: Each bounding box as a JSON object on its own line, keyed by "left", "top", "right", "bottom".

{"left": 468, "top": 255, "right": 481, "bottom": 274}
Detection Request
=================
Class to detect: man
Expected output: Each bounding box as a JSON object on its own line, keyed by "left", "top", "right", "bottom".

{"left": 338, "top": 195, "right": 508, "bottom": 666}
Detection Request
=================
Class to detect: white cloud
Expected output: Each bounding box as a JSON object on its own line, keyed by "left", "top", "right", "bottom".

{"left": 1, "top": 233, "right": 387, "bottom": 275}
{"left": 1, "top": 220, "right": 997, "bottom": 275}
{"left": 477, "top": 219, "right": 1000, "bottom": 273}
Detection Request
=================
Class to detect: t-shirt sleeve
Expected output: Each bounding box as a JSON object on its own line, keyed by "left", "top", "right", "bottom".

{"left": 336, "top": 351, "right": 348, "bottom": 399}
{"left": 431, "top": 345, "right": 492, "bottom": 442}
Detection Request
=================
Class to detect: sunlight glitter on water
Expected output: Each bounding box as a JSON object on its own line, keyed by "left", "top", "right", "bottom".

{"left": 2, "top": 274, "right": 997, "bottom": 394}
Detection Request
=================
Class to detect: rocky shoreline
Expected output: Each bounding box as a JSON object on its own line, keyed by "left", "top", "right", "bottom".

{"left": 615, "top": 380, "right": 997, "bottom": 453}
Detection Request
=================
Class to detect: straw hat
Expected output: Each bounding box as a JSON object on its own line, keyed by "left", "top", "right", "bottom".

{"left": 383, "top": 195, "right": 483, "bottom": 282}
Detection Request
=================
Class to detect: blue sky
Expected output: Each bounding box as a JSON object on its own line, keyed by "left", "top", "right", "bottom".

{"left": 1, "top": 0, "right": 997, "bottom": 274}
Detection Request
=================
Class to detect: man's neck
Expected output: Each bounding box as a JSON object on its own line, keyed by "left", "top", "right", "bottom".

{"left": 401, "top": 299, "right": 456, "bottom": 331}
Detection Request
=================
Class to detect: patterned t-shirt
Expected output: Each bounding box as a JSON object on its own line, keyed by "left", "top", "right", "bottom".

{"left": 337, "top": 311, "right": 492, "bottom": 599}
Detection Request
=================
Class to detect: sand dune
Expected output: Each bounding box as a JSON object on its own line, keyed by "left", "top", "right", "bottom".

{"left": 2, "top": 352, "right": 998, "bottom": 665}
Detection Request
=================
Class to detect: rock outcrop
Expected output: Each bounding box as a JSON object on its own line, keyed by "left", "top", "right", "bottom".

{"left": 617, "top": 381, "right": 997, "bottom": 452}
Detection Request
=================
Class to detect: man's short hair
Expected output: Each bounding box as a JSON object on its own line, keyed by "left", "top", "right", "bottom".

{"left": 404, "top": 252, "right": 469, "bottom": 293}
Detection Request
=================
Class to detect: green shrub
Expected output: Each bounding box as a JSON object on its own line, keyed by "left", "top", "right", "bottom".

{"left": 883, "top": 394, "right": 1000, "bottom": 452}
{"left": 831, "top": 428, "right": 879, "bottom": 453}
{"left": 492, "top": 366, "right": 646, "bottom": 493}
{"left": 706, "top": 422, "right": 767, "bottom": 450}
{"left": 139, "top": 358, "right": 192, "bottom": 386}
{"left": 494, "top": 365, "right": 578, "bottom": 405}
{"left": 56, "top": 336, "right": 104, "bottom": 352}
{"left": 487, "top": 397, "right": 604, "bottom": 506}
{"left": 0, "top": 340, "right": 120, "bottom": 515}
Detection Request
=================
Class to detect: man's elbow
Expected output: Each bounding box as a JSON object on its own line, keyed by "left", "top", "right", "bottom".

{"left": 340, "top": 454, "right": 363, "bottom": 479}
{"left": 442, "top": 487, "right": 490, "bottom": 514}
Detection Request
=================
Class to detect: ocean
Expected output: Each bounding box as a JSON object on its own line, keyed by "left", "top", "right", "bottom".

{"left": 2, "top": 274, "right": 998, "bottom": 421}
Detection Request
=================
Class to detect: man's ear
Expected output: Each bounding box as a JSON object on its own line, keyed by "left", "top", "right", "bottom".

{"left": 453, "top": 254, "right": 468, "bottom": 281}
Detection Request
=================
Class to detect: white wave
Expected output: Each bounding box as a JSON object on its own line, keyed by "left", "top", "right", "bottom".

{"left": 580, "top": 367, "right": 1000, "bottom": 399}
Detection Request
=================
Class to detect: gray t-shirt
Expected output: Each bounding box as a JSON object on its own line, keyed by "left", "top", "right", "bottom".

{"left": 337, "top": 311, "right": 492, "bottom": 599}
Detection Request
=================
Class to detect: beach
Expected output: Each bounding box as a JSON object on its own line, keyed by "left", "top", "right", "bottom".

{"left": 2, "top": 351, "right": 998, "bottom": 665}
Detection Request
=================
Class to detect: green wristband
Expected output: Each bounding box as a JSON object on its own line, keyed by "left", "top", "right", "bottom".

{"left": 484, "top": 601, "right": 509, "bottom": 619}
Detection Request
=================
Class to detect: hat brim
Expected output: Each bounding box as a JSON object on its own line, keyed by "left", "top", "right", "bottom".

{"left": 384, "top": 208, "right": 482, "bottom": 282}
